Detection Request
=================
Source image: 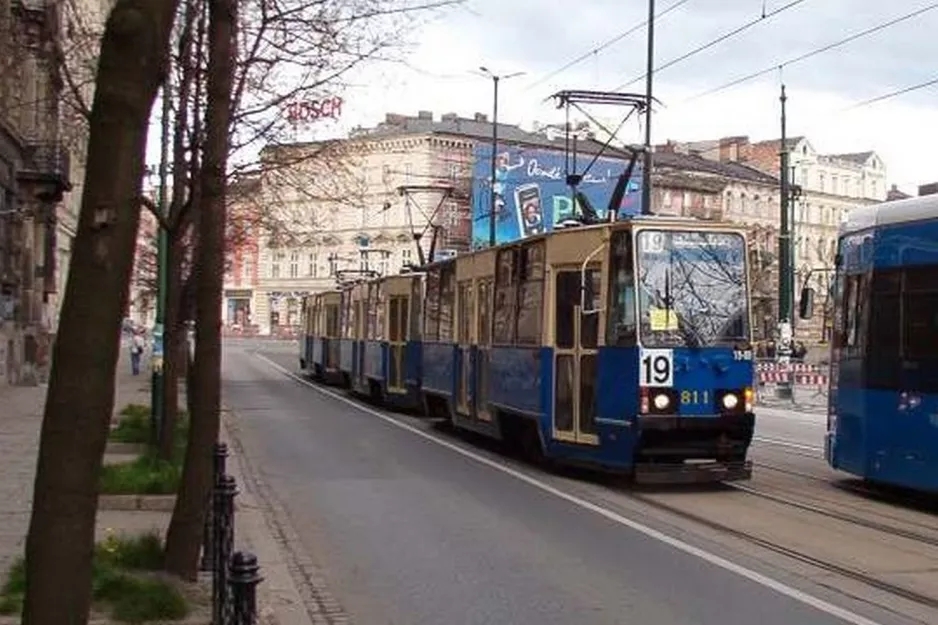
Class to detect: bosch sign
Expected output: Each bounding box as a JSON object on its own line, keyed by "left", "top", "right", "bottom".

{"left": 285, "top": 96, "right": 343, "bottom": 123}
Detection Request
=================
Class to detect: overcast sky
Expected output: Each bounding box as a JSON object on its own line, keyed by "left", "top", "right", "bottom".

{"left": 143, "top": 0, "right": 936, "bottom": 193}
{"left": 323, "top": 0, "right": 937, "bottom": 193}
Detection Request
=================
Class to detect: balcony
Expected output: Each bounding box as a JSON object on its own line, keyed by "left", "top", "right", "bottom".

{"left": 18, "top": 142, "right": 72, "bottom": 203}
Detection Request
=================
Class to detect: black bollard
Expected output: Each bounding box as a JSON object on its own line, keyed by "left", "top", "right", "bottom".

{"left": 212, "top": 474, "right": 238, "bottom": 625}
{"left": 229, "top": 551, "right": 263, "bottom": 625}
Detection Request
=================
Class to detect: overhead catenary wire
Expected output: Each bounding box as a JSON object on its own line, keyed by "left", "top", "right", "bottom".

{"left": 843, "top": 75, "right": 938, "bottom": 111}
{"left": 523, "top": 0, "right": 695, "bottom": 92}
{"left": 613, "top": 0, "right": 812, "bottom": 91}
{"left": 795, "top": 74, "right": 938, "bottom": 135}
{"left": 682, "top": 2, "right": 938, "bottom": 104}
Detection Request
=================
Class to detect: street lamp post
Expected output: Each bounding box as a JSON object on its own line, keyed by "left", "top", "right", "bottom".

{"left": 479, "top": 67, "right": 524, "bottom": 247}
{"left": 150, "top": 75, "right": 171, "bottom": 446}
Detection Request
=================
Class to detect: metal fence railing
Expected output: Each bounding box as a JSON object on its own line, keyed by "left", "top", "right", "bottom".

{"left": 200, "top": 442, "right": 264, "bottom": 625}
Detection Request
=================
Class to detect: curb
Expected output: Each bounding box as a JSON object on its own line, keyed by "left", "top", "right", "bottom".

{"left": 98, "top": 494, "right": 176, "bottom": 511}
{"left": 105, "top": 442, "right": 148, "bottom": 455}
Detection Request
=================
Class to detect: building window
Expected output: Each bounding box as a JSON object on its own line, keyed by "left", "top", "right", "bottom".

{"left": 308, "top": 253, "right": 318, "bottom": 277}
{"left": 449, "top": 164, "right": 458, "bottom": 182}
{"left": 401, "top": 248, "right": 412, "bottom": 270}
{"left": 270, "top": 251, "right": 284, "bottom": 278}
{"left": 242, "top": 259, "right": 252, "bottom": 283}
{"left": 289, "top": 251, "right": 299, "bottom": 278}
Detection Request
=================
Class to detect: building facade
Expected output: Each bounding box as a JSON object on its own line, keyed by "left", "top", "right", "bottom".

{"left": 674, "top": 135, "right": 887, "bottom": 344}
{"left": 222, "top": 174, "right": 262, "bottom": 334}
{"left": 246, "top": 110, "right": 630, "bottom": 336}
{"left": 0, "top": 0, "right": 109, "bottom": 384}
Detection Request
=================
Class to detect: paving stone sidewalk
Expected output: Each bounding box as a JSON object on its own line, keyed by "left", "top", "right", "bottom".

{"left": 0, "top": 345, "right": 151, "bottom": 576}
{"left": 0, "top": 344, "right": 317, "bottom": 625}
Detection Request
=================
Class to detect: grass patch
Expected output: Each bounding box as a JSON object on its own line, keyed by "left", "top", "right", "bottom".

{"left": 0, "top": 533, "right": 189, "bottom": 622}
{"left": 100, "top": 451, "right": 182, "bottom": 495}
{"left": 105, "top": 404, "right": 190, "bottom": 495}
{"left": 110, "top": 404, "right": 189, "bottom": 448}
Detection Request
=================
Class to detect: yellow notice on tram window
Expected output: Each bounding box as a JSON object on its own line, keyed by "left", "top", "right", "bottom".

{"left": 649, "top": 308, "right": 679, "bottom": 331}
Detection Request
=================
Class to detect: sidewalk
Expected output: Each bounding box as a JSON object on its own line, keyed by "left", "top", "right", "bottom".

{"left": 0, "top": 346, "right": 318, "bottom": 625}
{"left": 0, "top": 346, "right": 151, "bottom": 576}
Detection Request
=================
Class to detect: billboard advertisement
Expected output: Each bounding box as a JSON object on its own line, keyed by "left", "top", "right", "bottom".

{"left": 470, "top": 143, "right": 643, "bottom": 248}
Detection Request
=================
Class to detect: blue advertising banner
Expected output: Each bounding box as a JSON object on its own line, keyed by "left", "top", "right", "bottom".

{"left": 470, "top": 143, "right": 643, "bottom": 248}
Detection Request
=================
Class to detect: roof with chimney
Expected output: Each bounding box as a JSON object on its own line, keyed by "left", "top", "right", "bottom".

{"left": 654, "top": 150, "right": 779, "bottom": 186}
{"left": 753, "top": 136, "right": 805, "bottom": 150}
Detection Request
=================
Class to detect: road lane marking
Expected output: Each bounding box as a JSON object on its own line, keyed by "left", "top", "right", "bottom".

{"left": 253, "top": 352, "right": 883, "bottom": 625}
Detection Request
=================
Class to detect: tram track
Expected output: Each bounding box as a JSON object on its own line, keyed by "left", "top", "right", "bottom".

{"left": 628, "top": 491, "right": 938, "bottom": 614}
{"left": 727, "top": 482, "right": 938, "bottom": 548}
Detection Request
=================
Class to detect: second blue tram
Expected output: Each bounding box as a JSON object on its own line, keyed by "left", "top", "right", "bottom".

{"left": 301, "top": 216, "right": 757, "bottom": 483}
{"left": 801, "top": 194, "right": 938, "bottom": 494}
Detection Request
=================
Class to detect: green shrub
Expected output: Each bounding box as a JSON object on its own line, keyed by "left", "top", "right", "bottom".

{"left": 0, "top": 559, "right": 25, "bottom": 615}
{"left": 0, "top": 534, "right": 189, "bottom": 622}
{"left": 96, "top": 531, "right": 164, "bottom": 570}
{"left": 110, "top": 404, "right": 190, "bottom": 449}
{"left": 100, "top": 452, "right": 181, "bottom": 495}
{"left": 109, "top": 404, "right": 151, "bottom": 444}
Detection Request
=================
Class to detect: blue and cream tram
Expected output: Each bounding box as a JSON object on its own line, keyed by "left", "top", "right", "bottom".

{"left": 301, "top": 216, "right": 757, "bottom": 482}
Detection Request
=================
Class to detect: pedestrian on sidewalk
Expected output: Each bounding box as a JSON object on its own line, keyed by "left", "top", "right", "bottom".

{"left": 130, "top": 330, "right": 145, "bottom": 375}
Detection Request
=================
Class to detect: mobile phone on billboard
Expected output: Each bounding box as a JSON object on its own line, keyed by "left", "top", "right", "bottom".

{"left": 514, "top": 183, "right": 544, "bottom": 237}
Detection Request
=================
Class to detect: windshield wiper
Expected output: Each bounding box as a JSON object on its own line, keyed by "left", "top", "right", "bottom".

{"left": 665, "top": 268, "right": 701, "bottom": 349}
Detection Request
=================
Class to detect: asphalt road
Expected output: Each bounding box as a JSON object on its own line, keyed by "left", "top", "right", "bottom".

{"left": 222, "top": 340, "right": 908, "bottom": 625}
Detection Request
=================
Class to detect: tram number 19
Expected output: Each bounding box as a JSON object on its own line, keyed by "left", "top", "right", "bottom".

{"left": 639, "top": 349, "right": 674, "bottom": 387}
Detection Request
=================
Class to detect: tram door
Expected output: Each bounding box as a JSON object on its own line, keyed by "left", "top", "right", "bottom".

{"left": 552, "top": 267, "right": 600, "bottom": 444}
{"left": 387, "top": 294, "right": 409, "bottom": 393}
{"left": 474, "top": 278, "right": 493, "bottom": 422}
{"left": 455, "top": 281, "right": 473, "bottom": 415}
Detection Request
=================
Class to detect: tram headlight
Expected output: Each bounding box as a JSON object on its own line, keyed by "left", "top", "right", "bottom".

{"left": 653, "top": 393, "right": 671, "bottom": 410}
{"left": 722, "top": 393, "right": 739, "bottom": 410}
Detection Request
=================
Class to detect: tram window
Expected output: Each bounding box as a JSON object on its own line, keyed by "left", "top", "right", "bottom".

{"left": 326, "top": 305, "right": 338, "bottom": 338}
{"left": 410, "top": 277, "right": 422, "bottom": 340}
{"left": 389, "top": 297, "right": 400, "bottom": 342}
{"left": 581, "top": 269, "right": 601, "bottom": 349}
{"left": 376, "top": 284, "right": 386, "bottom": 340}
{"left": 867, "top": 269, "right": 900, "bottom": 361}
{"left": 555, "top": 271, "right": 579, "bottom": 349}
{"left": 478, "top": 279, "right": 492, "bottom": 346}
{"left": 607, "top": 231, "right": 637, "bottom": 346}
{"left": 840, "top": 274, "right": 868, "bottom": 357}
{"left": 457, "top": 282, "right": 473, "bottom": 344}
{"left": 425, "top": 269, "right": 440, "bottom": 341}
{"left": 494, "top": 249, "right": 517, "bottom": 344}
{"left": 400, "top": 295, "right": 411, "bottom": 341}
{"left": 516, "top": 242, "right": 545, "bottom": 345}
{"left": 439, "top": 265, "right": 456, "bottom": 342}
{"left": 902, "top": 266, "right": 938, "bottom": 361}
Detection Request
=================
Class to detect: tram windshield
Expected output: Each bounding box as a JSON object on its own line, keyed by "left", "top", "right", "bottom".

{"left": 635, "top": 230, "right": 750, "bottom": 348}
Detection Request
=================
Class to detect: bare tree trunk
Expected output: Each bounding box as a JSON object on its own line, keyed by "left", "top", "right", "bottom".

{"left": 158, "top": 0, "right": 200, "bottom": 460}
{"left": 22, "top": 1, "right": 179, "bottom": 623}
{"left": 163, "top": 0, "right": 237, "bottom": 580}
